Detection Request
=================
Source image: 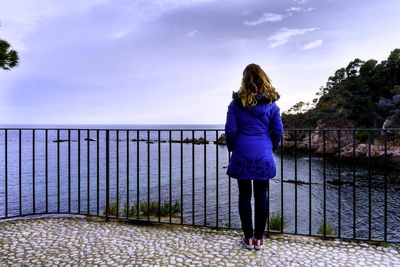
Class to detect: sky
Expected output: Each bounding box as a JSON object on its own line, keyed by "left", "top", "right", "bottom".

{"left": 1, "top": 0, "right": 400, "bottom": 125}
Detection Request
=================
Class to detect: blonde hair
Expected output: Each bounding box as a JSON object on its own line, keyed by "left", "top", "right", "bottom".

{"left": 238, "top": 63, "right": 280, "bottom": 107}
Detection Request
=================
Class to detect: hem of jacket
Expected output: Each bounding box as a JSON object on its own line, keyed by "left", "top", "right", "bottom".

{"left": 229, "top": 176, "right": 275, "bottom": 180}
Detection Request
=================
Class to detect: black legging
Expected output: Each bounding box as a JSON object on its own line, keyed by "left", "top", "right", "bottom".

{"left": 237, "top": 179, "right": 269, "bottom": 240}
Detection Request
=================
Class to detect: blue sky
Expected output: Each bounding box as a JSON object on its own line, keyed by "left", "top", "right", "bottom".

{"left": 1, "top": 0, "right": 400, "bottom": 125}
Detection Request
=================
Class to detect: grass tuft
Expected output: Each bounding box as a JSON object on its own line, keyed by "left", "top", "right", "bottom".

{"left": 105, "top": 200, "right": 182, "bottom": 218}
{"left": 269, "top": 212, "right": 288, "bottom": 231}
{"left": 317, "top": 220, "right": 336, "bottom": 236}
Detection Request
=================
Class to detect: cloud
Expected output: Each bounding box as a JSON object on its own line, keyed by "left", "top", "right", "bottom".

{"left": 243, "top": 12, "right": 284, "bottom": 26}
{"left": 149, "top": 0, "right": 217, "bottom": 13}
{"left": 301, "top": 39, "right": 323, "bottom": 50}
{"left": 286, "top": 6, "right": 316, "bottom": 15}
{"left": 0, "top": 0, "right": 111, "bottom": 49}
{"left": 153, "top": 0, "right": 214, "bottom": 8}
{"left": 268, "top": 27, "right": 318, "bottom": 48}
{"left": 242, "top": 10, "right": 251, "bottom": 16}
{"left": 187, "top": 30, "right": 199, "bottom": 37}
{"left": 109, "top": 29, "right": 130, "bottom": 39}
{"left": 294, "top": 0, "right": 308, "bottom": 4}
{"left": 0, "top": 0, "right": 215, "bottom": 49}
{"left": 286, "top": 7, "right": 302, "bottom": 12}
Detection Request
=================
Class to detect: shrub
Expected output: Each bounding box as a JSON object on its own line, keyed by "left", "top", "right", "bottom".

{"left": 286, "top": 131, "right": 307, "bottom": 141}
{"left": 171, "top": 201, "right": 182, "bottom": 215}
{"left": 105, "top": 200, "right": 183, "bottom": 218}
{"left": 121, "top": 202, "right": 138, "bottom": 218}
{"left": 159, "top": 201, "right": 170, "bottom": 216}
{"left": 269, "top": 212, "right": 288, "bottom": 231}
{"left": 141, "top": 200, "right": 182, "bottom": 216}
{"left": 140, "top": 201, "right": 159, "bottom": 216}
{"left": 355, "top": 130, "right": 379, "bottom": 143}
{"left": 105, "top": 200, "right": 119, "bottom": 216}
{"left": 317, "top": 220, "right": 336, "bottom": 236}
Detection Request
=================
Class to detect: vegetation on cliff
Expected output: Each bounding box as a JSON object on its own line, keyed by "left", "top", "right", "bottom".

{"left": 282, "top": 49, "right": 400, "bottom": 129}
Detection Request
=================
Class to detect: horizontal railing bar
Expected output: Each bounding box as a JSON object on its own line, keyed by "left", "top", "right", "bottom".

{"left": 280, "top": 128, "right": 400, "bottom": 131}
{"left": 0, "top": 127, "right": 226, "bottom": 131}
{"left": 1, "top": 127, "right": 400, "bottom": 131}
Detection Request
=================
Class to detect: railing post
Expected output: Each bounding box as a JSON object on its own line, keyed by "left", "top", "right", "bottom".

{"left": 106, "top": 130, "right": 110, "bottom": 221}
{"left": 5, "top": 129, "right": 8, "bottom": 218}
{"left": 384, "top": 129, "right": 388, "bottom": 242}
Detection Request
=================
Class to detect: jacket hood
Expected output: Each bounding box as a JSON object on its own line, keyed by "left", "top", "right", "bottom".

{"left": 232, "top": 91, "right": 273, "bottom": 117}
{"left": 232, "top": 91, "right": 272, "bottom": 104}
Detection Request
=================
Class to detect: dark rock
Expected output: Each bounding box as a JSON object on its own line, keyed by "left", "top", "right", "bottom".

{"left": 327, "top": 179, "right": 355, "bottom": 186}
{"left": 213, "top": 133, "right": 227, "bottom": 146}
{"left": 53, "top": 139, "right": 69, "bottom": 143}
{"left": 283, "top": 179, "right": 313, "bottom": 185}
{"left": 131, "top": 138, "right": 147, "bottom": 142}
{"left": 170, "top": 137, "right": 209, "bottom": 144}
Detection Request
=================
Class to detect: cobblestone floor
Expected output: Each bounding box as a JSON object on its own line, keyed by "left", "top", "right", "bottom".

{"left": 0, "top": 216, "right": 399, "bottom": 266}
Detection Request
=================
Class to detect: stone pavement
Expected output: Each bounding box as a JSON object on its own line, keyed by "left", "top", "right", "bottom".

{"left": 0, "top": 216, "right": 399, "bottom": 266}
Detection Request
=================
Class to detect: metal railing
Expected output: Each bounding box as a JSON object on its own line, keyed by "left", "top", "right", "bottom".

{"left": 0, "top": 127, "right": 399, "bottom": 243}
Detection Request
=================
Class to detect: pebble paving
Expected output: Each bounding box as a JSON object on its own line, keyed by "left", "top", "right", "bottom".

{"left": 0, "top": 216, "right": 399, "bottom": 266}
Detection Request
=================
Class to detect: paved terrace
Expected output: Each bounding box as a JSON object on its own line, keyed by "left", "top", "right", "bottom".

{"left": 0, "top": 216, "right": 399, "bottom": 266}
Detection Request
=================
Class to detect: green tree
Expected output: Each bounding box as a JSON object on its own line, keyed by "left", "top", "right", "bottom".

{"left": 0, "top": 39, "right": 19, "bottom": 70}
{"left": 359, "top": 59, "right": 377, "bottom": 80}
{"left": 387, "top": 49, "right": 400, "bottom": 85}
{"left": 345, "top": 58, "right": 363, "bottom": 78}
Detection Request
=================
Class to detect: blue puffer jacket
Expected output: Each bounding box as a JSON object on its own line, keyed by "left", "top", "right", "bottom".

{"left": 225, "top": 92, "right": 284, "bottom": 180}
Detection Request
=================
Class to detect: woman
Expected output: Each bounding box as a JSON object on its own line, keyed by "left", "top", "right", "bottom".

{"left": 225, "top": 63, "right": 283, "bottom": 250}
